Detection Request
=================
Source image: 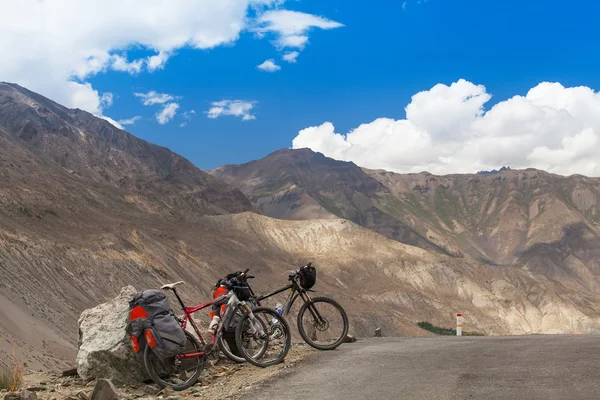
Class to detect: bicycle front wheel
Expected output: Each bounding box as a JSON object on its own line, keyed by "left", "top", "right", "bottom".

{"left": 297, "top": 296, "right": 349, "bottom": 350}
{"left": 235, "top": 307, "right": 291, "bottom": 368}
{"left": 144, "top": 331, "right": 205, "bottom": 391}
{"left": 217, "top": 332, "right": 246, "bottom": 364}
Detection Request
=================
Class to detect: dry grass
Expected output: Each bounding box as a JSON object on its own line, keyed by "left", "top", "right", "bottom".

{"left": 0, "top": 347, "right": 25, "bottom": 391}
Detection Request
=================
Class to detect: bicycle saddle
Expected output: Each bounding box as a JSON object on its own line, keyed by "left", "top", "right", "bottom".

{"left": 161, "top": 281, "right": 185, "bottom": 290}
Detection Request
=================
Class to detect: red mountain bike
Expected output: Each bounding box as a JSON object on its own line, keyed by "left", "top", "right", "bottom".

{"left": 144, "top": 270, "right": 291, "bottom": 390}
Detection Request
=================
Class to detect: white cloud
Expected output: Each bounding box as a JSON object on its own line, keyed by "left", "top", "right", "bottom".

{"left": 207, "top": 100, "right": 256, "bottom": 121}
{"left": 0, "top": 0, "right": 315, "bottom": 121}
{"left": 118, "top": 116, "right": 142, "bottom": 126}
{"left": 179, "top": 110, "right": 196, "bottom": 127}
{"left": 110, "top": 55, "right": 144, "bottom": 74}
{"left": 292, "top": 80, "right": 600, "bottom": 177}
{"left": 282, "top": 51, "right": 300, "bottom": 63}
{"left": 147, "top": 51, "right": 171, "bottom": 72}
{"left": 253, "top": 10, "right": 342, "bottom": 52}
{"left": 67, "top": 82, "right": 114, "bottom": 115}
{"left": 275, "top": 35, "right": 309, "bottom": 50}
{"left": 156, "top": 103, "right": 180, "bottom": 125}
{"left": 257, "top": 59, "right": 281, "bottom": 72}
{"left": 134, "top": 91, "right": 180, "bottom": 106}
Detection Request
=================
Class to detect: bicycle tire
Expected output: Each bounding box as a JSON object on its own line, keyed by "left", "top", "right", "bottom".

{"left": 144, "top": 331, "right": 204, "bottom": 391}
{"left": 217, "top": 333, "right": 246, "bottom": 364}
{"left": 297, "top": 296, "right": 349, "bottom": 350}
{"left": 235, "top": 307, "right": 291, "bottom": 368}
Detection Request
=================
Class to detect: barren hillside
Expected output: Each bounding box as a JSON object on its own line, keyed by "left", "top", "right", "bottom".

{"left": 212, "top": 149, "right": 600, "bottom": 291}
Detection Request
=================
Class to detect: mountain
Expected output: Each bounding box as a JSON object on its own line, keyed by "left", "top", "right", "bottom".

{"left": 2, "top": 84, "right": 600, "bottom": 371}
{"left": 210, "top": 149, "right": 450, "bottom": 254}
{"left": 211, "top": 149, "right": 600, "bottom": 291}
{"left": 477, "top": 166, "right": 511, "bottom": 175}
{"left": 0, "top": 82, "right": 252, "bottom": 219}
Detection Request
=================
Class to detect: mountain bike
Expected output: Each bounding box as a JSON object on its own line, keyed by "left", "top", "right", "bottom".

{"left": 144, "top": 272, "right": 291, "bottom": 390}
{"left": 248, "top": 263, "right": 349, "bottom": 351}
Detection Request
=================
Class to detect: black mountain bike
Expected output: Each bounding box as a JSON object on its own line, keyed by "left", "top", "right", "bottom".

{"left": 248, "top": 263, "right": 349, "bottom": 351}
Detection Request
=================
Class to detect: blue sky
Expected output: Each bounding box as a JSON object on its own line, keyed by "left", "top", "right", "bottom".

{"left": 5, "top": 0, "right": 600, "bottom": 175}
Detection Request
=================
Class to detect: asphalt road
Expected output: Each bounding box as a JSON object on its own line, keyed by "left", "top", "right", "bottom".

{"left": 245, "top": 335, "right": 600, "bottom": 400}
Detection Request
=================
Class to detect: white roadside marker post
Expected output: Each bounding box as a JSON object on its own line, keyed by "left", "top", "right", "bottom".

{"left": 456, "top": 313, "right": 463, "bottom": 336}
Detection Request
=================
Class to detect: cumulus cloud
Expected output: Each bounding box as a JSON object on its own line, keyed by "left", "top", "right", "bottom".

{"left": 292, "top": 79, "right": 600, "bottom": 177}
{"left": 282, "top": 51, "right": 299, "bottom": 63}
{"left": 156, "top": 103, "right": 180, "bottom": 125}
{"left": 253, "top": 10, "right": 342, "bottom": 59}
{"left": 134, "top": 91, "right": 180, "bottom": 106}
{"left": 207, "top": 100, "right": 256, "bottom": 121}
{"left": 257, "top": 59, "right": 281, "bottom": 72}
{"left": 118, "top": 116, "right": 142, "bottom": 126}
{"left": 0, "top": 1, "right": 337, "bottom": 120}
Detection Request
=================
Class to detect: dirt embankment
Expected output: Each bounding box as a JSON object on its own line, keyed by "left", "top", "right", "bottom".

{"left": 3, "top": 344, "right": 320, "bottom": 400}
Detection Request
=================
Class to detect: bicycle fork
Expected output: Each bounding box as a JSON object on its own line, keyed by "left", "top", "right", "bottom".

{"left": 241, "top": 303, "right": 268, "bottom": 339}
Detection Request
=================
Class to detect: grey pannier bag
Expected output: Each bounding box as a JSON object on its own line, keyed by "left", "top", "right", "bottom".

{"left": 129, "top": 289, "right": 187, "bottom": 362}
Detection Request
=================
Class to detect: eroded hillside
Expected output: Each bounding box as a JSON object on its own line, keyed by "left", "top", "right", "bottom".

{"left": 212, "top": 148, "right": 600, "bottom": 291}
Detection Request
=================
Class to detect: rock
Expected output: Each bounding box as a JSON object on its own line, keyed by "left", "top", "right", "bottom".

{"left": 142, "top": 385, "right": 159, "bottom": 395}
{"left": 62, "top": 368, "right": 79, "bottom": 377}
{"left": 344, "top": 334, "right": 356, "bottom": 343}
{"left": 157, "top": 387, "right": 174, "bottom": 396}
{"left": 25, "top": 388, "right": 46, "bottom": 393}
{"left": 19, "top": 390, "right": 37, "bottom": 400}
{"left": 374, "top": 327, "right": 382, "bottom": 337}
{"left": 76, "top": 286, "right": 147, "bottom": 384}
{"left": 77, "top": 391, "right": 91, "bottom": 400}
{"left": 90, "top": 379, "right": 118, "bottom": 400}
{"left": 4, "top": 394, "right": 20, "bottom": 400}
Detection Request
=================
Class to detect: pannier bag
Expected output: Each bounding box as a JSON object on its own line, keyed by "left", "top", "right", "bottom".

{"left": 129, "top": 289, "right": 187, "bottom": 362}
{"left": 299, "top": 265, "right": 317, "bottom": 289}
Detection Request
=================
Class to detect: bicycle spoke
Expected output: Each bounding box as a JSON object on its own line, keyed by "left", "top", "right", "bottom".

{"left": 236, "top": 308, "right": 291, "bottom": 367}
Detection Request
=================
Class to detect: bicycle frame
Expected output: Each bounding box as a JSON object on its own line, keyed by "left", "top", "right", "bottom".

{"left": 168, "top": 288, "right": 245, "bottom": 360}
{"left": 253, "top": 279, "right": 315, "bottom": 317}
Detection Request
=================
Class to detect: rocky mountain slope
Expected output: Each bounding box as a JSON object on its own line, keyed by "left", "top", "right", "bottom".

{"left": 211, "top": 149, "right": 600, "bottom": 291}
{"left": 210, "top": 149, "right": 448, "bottom": 254}
{"left": 0, "top": 83, "right": 252, "bottom": 219}
{"left": 2, "top": 84, "right": 600, "bottom": 372}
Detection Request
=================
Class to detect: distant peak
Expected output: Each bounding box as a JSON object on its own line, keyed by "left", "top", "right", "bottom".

{"left": 477, "top": 166, "right": 511, "bottom": 175}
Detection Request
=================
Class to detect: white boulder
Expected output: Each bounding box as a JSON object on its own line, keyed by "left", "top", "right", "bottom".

{"left": 76, "top": 286, "right": 146, "bottom": 383}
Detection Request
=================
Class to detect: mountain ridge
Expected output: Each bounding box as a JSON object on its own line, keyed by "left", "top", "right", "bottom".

{"left": 211, "top": 148, "right": 600, "bottom": 291}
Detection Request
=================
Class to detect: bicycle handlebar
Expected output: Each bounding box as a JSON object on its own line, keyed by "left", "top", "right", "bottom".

{"left": 288, "top": 262, "right": 312, "bottom": 280}
{"left": 222, "top": 268, "right": 253, "bottom": 289}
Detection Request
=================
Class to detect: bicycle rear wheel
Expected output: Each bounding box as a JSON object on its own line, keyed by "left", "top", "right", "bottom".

{"left": 297, "top": 296, "right": 349, "bottom": 350}
{"left": 144, "top": 331, "right": 204, "bottom": 391}
{"left": 235, "top": 307, "right": 291, "bottom": 368}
